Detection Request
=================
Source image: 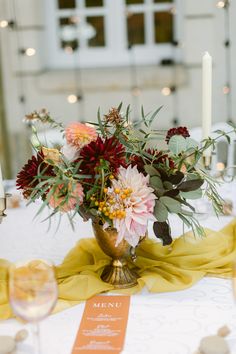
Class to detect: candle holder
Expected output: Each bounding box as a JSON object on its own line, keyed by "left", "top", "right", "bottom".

{"left": 202, "top": 156, "right": 212, "bottom": 170}
{"left": 0, "top": 193, "right": 11, "bottom": 223}
{"left": 222, "top": 165, "right": 236, "bottom": 182}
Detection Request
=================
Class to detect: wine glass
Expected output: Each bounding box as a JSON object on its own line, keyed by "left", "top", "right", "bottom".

{"left": 8, "top": 259, "right": 58, "bottom": 354}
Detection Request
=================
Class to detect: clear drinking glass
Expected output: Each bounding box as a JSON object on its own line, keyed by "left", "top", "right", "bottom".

{"left": 9, "top": 259, "right": 58, "bottom": 354}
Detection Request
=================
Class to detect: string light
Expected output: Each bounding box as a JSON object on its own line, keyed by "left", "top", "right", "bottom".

{"left": 67, "top": 94, "right": 78, "bottom": 104}
{"left": 216, "top": 1, "right": 226, "bottom": 8}
{"left": 25, "top": 47, "right": 36, "bottom": 56}
{"left": 169, "top": 6, "right": 177, "bottom": 15}
{"left": 0, "top": 20, "right": 8, "bottom": 28}
{"left": 0, "top": 20, "right": 15, "bottom": 29}
{"left": 216, "top": 162, "right": 225, "bottom": 171}
{"left": 161, "top": 87, "right": 171, "bottom": 96}
{"left": 19, "top": 47, "right": 36, "bottom": 56}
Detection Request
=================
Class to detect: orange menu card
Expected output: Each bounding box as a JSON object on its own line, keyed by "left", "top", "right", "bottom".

{"left": 71, "top": 295, "right": 130, "bottom": 354}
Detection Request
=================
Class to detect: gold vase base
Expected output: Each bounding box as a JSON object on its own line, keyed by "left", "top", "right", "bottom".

{"left": 101, "top": 259, "right": 138, "bottom": 289}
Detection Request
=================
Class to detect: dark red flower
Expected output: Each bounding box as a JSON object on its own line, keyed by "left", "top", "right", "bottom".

{"left": 131, "top": 149, "right": 175, "bottom": 174}
{"left": 165, "top": 126, "right": 190, "bottom": 144}
{"left": 78, "top": 136, "right": 126, "bottom": 177}
{"left": 16, "top": 151, "right": 55, "bottom": 199}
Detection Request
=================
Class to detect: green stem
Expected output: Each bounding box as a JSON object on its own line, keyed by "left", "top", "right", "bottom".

{"left": 100, "top": 167, "right": 105, "bottom": 200}
{"left": 187, "top": 129, "right": 235, "bottom": 160}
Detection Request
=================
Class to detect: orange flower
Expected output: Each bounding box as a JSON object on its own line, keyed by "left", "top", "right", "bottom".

{"left": 65, "top": 122, "right": 97, "bottom": 148}
{"left": 49, "top": 181, "right": 84, "bottom": 212}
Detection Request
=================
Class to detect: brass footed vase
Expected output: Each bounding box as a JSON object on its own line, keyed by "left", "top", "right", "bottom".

{"left": 92, "top": 221, "right": 139, "bottom": 289}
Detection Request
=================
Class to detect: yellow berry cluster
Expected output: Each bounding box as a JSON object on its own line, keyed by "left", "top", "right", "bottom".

{"left": 114, "top": 188, "right": 132, "bottom": 200}
{"left": 92, "top": 185, "right": 133, "bottom": 221}
{"left": 93, "top": 199, "right": 125, "bottom": 219}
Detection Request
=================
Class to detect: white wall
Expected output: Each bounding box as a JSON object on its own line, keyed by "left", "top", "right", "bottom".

{"left": 0, "top": 0, "right": 235, "bottom": 176}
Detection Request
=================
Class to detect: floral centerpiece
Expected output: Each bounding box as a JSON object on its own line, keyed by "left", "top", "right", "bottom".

{"left": 16, "top": 105, "right": 231, "bottom": 288}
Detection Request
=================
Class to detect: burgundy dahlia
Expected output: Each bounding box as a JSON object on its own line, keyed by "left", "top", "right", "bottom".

{"left": 77, "top": 136, "right": 126, "bottom": 177}
{"left": 16, "top": 151, "right": 55, "bottom": 199}
{"left": 131, "top": 149, "right": 175, "bottom": 174}
{"left": 165, "top": 126, "right": 190, "bottom": 144}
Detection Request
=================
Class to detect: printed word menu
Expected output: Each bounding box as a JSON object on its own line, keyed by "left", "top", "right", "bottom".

{"left": 72, "top": 295, "right": 130, "bottom": 354}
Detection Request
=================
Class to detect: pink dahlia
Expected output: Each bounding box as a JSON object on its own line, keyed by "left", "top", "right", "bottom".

{"left": 49, "top": 181, "right": 84, "bottom": 212}
{"left": 65, "top": 122, "right": 97, "bottom": 149}
{"left": 106, "top": 165, "right": 156, "bottom": 247}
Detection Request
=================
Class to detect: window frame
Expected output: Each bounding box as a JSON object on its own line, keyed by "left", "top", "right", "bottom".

{"left": 45, "top": 0, "right": 181, "bottom": 69}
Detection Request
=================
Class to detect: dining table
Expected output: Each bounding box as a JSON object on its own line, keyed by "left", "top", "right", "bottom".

{"left": 1, "top": 180, "right": 236, "bottom": 354}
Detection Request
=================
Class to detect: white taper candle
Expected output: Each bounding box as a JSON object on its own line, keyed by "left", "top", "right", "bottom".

{"left": 202, "top": 51, "right": 212, "bottom": 157}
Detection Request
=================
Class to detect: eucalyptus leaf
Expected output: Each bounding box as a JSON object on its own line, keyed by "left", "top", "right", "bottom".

{"left": 168, "top": 135, "right": 187, "bottom": 154}
{"left": 168, "top": 171, "right": 184, "bottom": 184}
{"left": 163, "top": 181, "right": 173, "bottom": 190}
{"left": 144, "top": 165, "right": 160, "bottom": 176}
{"left": 153, "top": 221, "right": 172, "bottom": 245}
{"left": 164, "top": 189, "right": 179, "bottom": 197}
{"left": 154, "top": 200, "right": 168, "bottom": 222}
{"left": 178, "top": 179, "right": 204, "bottom": 192}
{"left": 185, "top": 137, "right": 199, "bottom": 150}
{"left": 155, "top": 188, "right": 165, "bottom": 197}
{"left": 150, "top": 176, "right": 163, "bottom": 189}
{"left": 180, "top": 189, "right": 202, "bottom": 200}
{"left": 160, "top": 196, "right": 182, "bottom": 213}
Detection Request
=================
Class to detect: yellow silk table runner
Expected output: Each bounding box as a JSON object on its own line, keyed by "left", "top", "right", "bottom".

{"left": 1, "top": 219, "right": 236, "bottom": 320}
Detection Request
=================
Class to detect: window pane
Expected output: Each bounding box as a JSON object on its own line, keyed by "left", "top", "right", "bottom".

{"left": 154, "top": 12, "right": 173, "bottom": 43}
{"left": 154, "top": 0, "right": 173, "bottom": 3}
{"left": 85, "top": 0, "right": 103, "bottom": 7}
{"left": 127, "top": 13, "right": 145, "bottom": 46}
{"left": 87, "top": 16, "right": 105, "bottom": 47}
{"left": 126, "top": 0, "right": 144, "bottom": 4}
{"left": 58, "top": 0, "right": 76, "bottom": 9}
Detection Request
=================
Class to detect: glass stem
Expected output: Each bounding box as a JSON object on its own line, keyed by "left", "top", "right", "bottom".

{"left": 32, "top": 322, "right": 41, "bottom": 354}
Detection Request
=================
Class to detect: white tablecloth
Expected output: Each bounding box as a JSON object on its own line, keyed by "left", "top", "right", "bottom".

{"left": 1, "top": 182, "right": 236, "bottom": 354}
